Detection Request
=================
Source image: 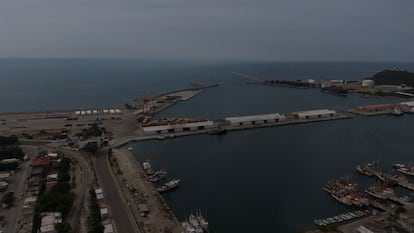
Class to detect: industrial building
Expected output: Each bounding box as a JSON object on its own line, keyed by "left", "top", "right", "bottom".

{"left": 293, "top": 109, "right": 337, "bottom": 120}
{"left": 142, "top": 121, "right": 216, "bottom": 135}
{"left": 361, "top": 79, "right": 374, "bottom": 87}
{"left": 75, "top": 109, "right": 122, "bottom": 116}
{"left": 356, "top": 104, "right": 403, "bottom": 113}
{"left": 225, "top": 113, "right": 286, "bottom": 126}
{"left": 39, "top": 212, "right": 62, "bottom": 233}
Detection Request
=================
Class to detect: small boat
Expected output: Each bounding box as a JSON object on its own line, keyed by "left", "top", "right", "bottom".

{"left": 157, "top": 179, "right": 180, "bottom": 193}
{"left": 390, "top": 108, "right": 404, "bottom": 116}
{"left": 142, "top": 161, "right": 154, "bottom": 175}
{"left": 149, "top": 169, "right": 168, "bottom": 182}
{"left": 128, "top": 147, "right": 133, "bottom": 151}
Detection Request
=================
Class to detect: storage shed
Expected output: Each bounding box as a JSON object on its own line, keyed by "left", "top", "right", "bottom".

{"left": 225, "top": 113, "right": 286, "bottom": 126}
{"left": 142, "top": 121, "right": 216, "bottom": 135}
{"left": 294, "top": 109, "right": 336, "bottom": 120}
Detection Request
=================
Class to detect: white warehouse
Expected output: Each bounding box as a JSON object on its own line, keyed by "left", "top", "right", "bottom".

{"left": 225, "top": 113, "right": 286, "bottom": 126}
{"left": 142, "top": 121, "right": 216, "bottom": 135}
{"left": 294, "top": 109, "right": 336, "bottom": 120}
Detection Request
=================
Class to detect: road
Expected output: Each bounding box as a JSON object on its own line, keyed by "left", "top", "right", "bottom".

{"left": 94, "top": 149, "right": 140, "bottom": 233}
{"left": 4, "top": 150, "right": 32, "bottom": 233}
{"left": 61, "top": 149, "right": 90, "bottom": 231}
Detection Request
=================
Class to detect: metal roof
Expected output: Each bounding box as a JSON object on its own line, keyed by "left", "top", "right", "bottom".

{"left": 143, "top": 121, "right": 215, "bottom": 132}
{"left": 138, "top": 203, "right": 149, "bottom": 212}
{"left": 295, "top": 109, "right": 336, "bottom": 117}
{"left": 225, "top": 113, "right": 285, "bottom": 123}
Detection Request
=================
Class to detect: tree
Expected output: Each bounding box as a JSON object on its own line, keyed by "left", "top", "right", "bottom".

{"left": 1, "top": 192, "right": 15, "bottom": 206}
{"left": 56, "top": 222, "right": 71, "bottom": 233}
{"left": 0, "top": 135, "right": 18, "bottom": 146}
{"left": 81, "top": 142, "right": 98, "bottom": 154}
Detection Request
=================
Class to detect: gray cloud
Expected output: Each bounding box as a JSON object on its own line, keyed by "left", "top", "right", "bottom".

{"left": 0, "top": 0, "right": 413, "bottom": 61}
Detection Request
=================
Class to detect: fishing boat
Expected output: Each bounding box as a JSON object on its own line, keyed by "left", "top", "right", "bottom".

{"left": 157, "top": 179, "right": 180, "bottom": 193}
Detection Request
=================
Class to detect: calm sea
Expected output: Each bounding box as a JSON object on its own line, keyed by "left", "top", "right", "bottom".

{"left": 2, "top": 59, "right": 414, "bottom": 232}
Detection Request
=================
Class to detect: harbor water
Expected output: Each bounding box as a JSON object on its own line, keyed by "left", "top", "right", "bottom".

{"left": 2, "top": 59, "right": 414, "bottom": 232}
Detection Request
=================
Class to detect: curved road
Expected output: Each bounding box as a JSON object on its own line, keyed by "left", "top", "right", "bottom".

{"left": 94, "top": 149, "right": 140, "bottom": 233}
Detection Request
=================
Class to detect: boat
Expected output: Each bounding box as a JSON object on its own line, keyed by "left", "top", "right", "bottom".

{"left": 149, "top": 173, "right": 166, "bottom": 182}
{"left": 128, "top": 147, "right": 133, "bottom": 151}
{"left": 157, "top": 179, "right": 180, "bottom": 193}
{"left": 365, "top": 185, "right": 394, "bottom": 200}
{"left": 390, "top": 108, "right": 404, "bottom": 116}
{"left": 393, "top": 163, "right": 414, "bottom": 176}
{"left": 142, "top": 161, "right": 155, "bottom": 175}
{"left": 195, "top": 210, "right": 209, "bottom": 232}
{"left": 182, "top": 222, "right": 197, "bottom": 233}
{"left": 356, "top": 162, "right": 380, "bottom": 177}
{"left": 375, "top": 173, "right": 398, "bottom": 186}
{"left": 149, "top": 169, "right": 167, "bottom": 182}
{"left": 182, "top": 211, "right": 208, "bottom": 233}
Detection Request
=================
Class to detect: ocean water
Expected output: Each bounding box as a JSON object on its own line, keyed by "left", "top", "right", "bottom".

{"left": 2, "top": 59, "right": 414, "bottom": 232}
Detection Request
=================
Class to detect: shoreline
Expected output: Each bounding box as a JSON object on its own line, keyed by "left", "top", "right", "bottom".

{"left": 109, "top": 148, "right": 185, "bottom": 232}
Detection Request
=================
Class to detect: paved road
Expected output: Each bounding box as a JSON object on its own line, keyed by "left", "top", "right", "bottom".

{"left": 94, "top": 149, "right": 139, "bottom": 233}
{"left": 6, "top": 157, "right": 31, "bottom": 233}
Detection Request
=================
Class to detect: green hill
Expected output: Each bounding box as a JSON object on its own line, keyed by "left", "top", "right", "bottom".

{"left": 369, "top": 69, "right": 414, "bottom": 86}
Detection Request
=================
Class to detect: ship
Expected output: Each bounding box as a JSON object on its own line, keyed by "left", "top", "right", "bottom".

{"left": 375, "top": 173, "right": 398, "bottom": 186}
{"left": 331, "top": 193, "right": 352, "bottom": 206}
{"left": 324, "top": 177, "right": 369, "bottom": 207}
{"left": 142, "top": 161, "right": 155, "bottom": 175}
{"left": 157, "top": 179, "right": 180, "bottom": 193}
{"left": 393, "top": 163, "right": 414, "bottom": 176}
{"left": 148, "top": 169, "right": 167, "bottom": 182}
{"left": 390, "top": 108, "right": 404, "bottom": 116}
{"left": 356, "top": 162, "right": 380, "bottom": 177}
{"left": 365, "top": 185, "right": 394, "bottom": 200}
{"left": 182, "top": 210, "right": 209, "bottom": 233}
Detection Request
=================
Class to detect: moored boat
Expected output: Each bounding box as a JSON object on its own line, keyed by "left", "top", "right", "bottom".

{"left": 157, "top": 179, "right": 180, "bottom": 193}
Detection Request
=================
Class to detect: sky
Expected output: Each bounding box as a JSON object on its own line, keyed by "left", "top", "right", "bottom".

{"left": 0, "top": 0, "right": 413, "bottom": 61}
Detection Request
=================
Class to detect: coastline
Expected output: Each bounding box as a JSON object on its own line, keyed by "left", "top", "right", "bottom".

{"left": 109, "top": 148, "right": 185, "bottom": 233}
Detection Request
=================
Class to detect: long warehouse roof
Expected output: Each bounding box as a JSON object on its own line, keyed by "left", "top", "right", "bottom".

{"left": 225, "top": 113, "right": 285, "bottom": 123}
{"left": 143, "top": 121, "right": 215, "bottom": 132}
{"left": 295, "top": 109, "right": 336, "bottom": 117}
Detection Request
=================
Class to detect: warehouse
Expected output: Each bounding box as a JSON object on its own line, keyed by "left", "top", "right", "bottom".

{"left": 357, "top": 104, "right": 398, "bottom": 113}
{"left": 142, "top": 121, "right": 216, "bottom": 135}
{"left": 294, "top": 109, "right": 336, "bottom": 120}
{"left": 225, "top": 113, "right": 286, "bottom": 126}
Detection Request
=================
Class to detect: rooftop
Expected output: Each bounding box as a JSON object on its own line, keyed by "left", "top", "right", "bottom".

{"left": 32, "top": 157, "right": 50, "bottom": 167}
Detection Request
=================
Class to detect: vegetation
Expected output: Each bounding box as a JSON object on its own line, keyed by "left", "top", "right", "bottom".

{"left": 56, "top": 222, "right": 71, "bottom": 233}
{"left": 1, "top": 191, "right": 15, "bottom": 207}
{"left": 0, "top": 135, "right": 19, "bottom": 146}
{"left": 0, "top": 145, "right": 25, "bottom": 160}
{"left": 370, "top": 69, "right": 414, "bottom": 86}
{"left": 82, "top": 125, "right": 102, "bottom": 137}
{"left": 0, "top": 162, "right": 20, "bottom": 171}
{"left": 88, "top": 188, "right": 104, "bottom": 233}
{"left": 58, "top": 158, "right": 71, "bottom": 183}
{"left": 81, "top": 142, "right": 99, "bottom": 154}
{"left": 37, "top": 183, "right": 74, "bottom": 217}
{"left": 35, "top": 154, "right": 74, "bottom": 233}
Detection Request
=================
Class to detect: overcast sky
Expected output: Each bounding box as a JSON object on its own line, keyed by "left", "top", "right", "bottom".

{"left": 0, "top": 0, "right": 413, "bottom": 61}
